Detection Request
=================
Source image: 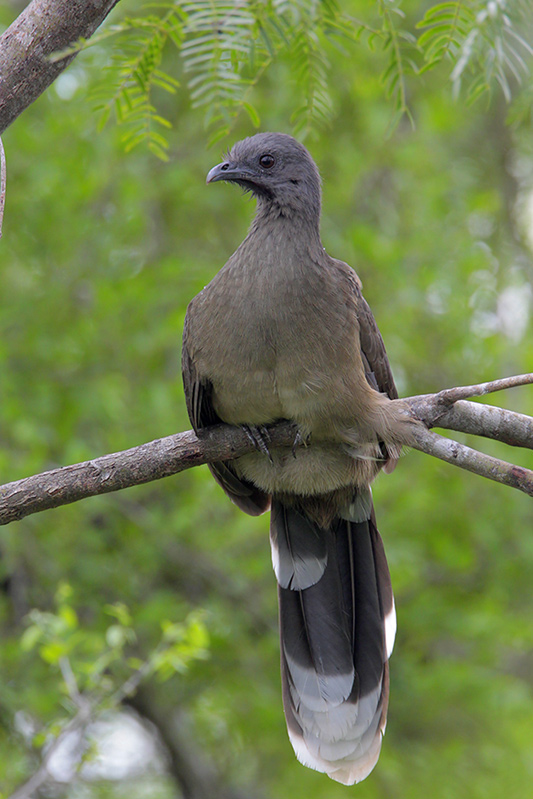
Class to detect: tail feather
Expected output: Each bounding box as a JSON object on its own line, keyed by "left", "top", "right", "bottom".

{"left": 279, "top": 558, "right": 355, "bottom": 710}
{"left": 270, "top": 503, "right": 328, "bottom": 590}
{"left": 271, "top": 494, "right": 394, "bottom": 785}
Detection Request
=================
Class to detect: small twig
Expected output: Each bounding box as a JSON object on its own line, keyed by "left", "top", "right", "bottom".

{"left": 409, "top": 425, "right": 533, "bottom": 496}
{"left": 9, "top": 699, "right": 92, "bottom": 799}
{"left": 8, "top": 652, "right": 157, "bottom": 798}
{"left": 110, "top": 655, "right": 155, "bottom": 706}
{"left": 59, "top": 656, "right": 83, "bottom": 705}
{"left": 8, "top": 629, "right": 201, "bottom": 799}
{"left": 0, "top": 134, "right": 5, "bottom": 237}
{"left": 435, "top": 373, "right": 533, "bottom": 404}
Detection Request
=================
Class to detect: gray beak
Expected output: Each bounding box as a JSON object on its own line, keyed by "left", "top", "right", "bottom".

{"left": 206, "top": 161, "right": 256, "bottom": 185}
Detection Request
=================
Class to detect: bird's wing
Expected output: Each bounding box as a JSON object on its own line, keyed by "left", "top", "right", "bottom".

{"left": 344, "top": 269, "right": 400, "bottom": 471}
{"left": 348, "top": 272, "right": 398, "bottom": 400}
{"left": 182, "top": 313, "right": 270, "bottom": 516}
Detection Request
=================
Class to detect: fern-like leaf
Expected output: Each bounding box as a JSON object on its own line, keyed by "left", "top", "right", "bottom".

{"left": 418, "top": 1, "right": 533, "bottom": 107}
{"left": 180, "top": 1, "right": 256, "bottom": 138}
{"left": 378, "top": 0, "right": 417, "bottom": 129}
{"left": 290, "top": 27, "right": 333, "bottom": 139}
{"left": 417, "top": 2, "right": 475, "bottom": 68}
{"left": 91, "top": 11, "right": 183, "bottom": 160}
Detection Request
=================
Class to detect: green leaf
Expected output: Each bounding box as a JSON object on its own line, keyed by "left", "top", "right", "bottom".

{"left": 40, "top": 641, "right": 68, "bottom": 665}
{"left": 104, "top": 603, "right": 132, "bottom": 626}
{"left": 105, "top": 624, "right": 129, "bottom": 649}
{"left": 20, "top": 625, "right": 43, "bottom": 652}
{"left": 58, "top": 605, "right": 78, "bottom": 631}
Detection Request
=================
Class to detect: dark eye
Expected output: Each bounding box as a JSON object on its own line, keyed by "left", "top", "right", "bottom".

{"left": 259, "top": 153, "right": 275, "bottom": 169}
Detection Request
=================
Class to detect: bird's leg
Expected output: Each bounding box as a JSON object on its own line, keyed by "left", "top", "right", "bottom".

{"left": 292, "top": 428, "right": 311, "bottom": 458}
{"left": 242, "top": 424, "right": 273, "bottom": 464}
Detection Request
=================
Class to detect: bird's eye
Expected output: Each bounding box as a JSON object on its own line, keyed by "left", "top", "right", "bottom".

{"left": 259, "top": 154, "right": 275, "bottom": 169}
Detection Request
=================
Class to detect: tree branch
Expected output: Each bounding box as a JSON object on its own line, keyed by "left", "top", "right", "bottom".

{"left": 0, "top": 423, "right": 297, "bottom": 526}
{"left": 0, "top": 134, "right": 5, "bottom": 237}
{"left": 411, "top": 399, "right": 533, "bottom": 448}
{"left": 408, "top": 425, "right": 533, "bottom": 495}
{"left": 0, "top": 375, "right": 532, "bottom": 526}
{"left": 0, "top": 0, "right": 122, "bottom": 134}
{"left": 407, "top": 373, "right": 533, "bottom": 445}
{"left": 429, "top": 372, "right": 533, "bottom": 401}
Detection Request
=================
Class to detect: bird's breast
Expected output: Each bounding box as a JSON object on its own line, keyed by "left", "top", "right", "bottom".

{"left": 188, "top": 255, "right": 366, "bottom": 433}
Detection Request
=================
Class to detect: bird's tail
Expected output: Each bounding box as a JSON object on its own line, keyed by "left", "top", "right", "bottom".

{"left": 270, "top": 492, "right": 395, "bottom": 785}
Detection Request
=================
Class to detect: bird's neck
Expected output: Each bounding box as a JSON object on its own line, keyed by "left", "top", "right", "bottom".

{"left": 247, "top": 202, "right": 324, "bottom": 259}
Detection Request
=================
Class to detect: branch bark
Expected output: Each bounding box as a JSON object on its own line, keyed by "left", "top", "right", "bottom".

{"left": 411, "top": 398, "right": 533, "bottom": 448}
{"left": 0, "top": 423, "right": 297, "bottom": 525}
{"left": 0, "top": 0, "right": 122, "bottom": 134}
{"left": 0, "top": 133, "right": 5, "bottom": 237}
{"left": 408, "top": 425, "right": 533, "bottom": 494}
{"left": 1, "top": 375, "right": 532, "bottom": 526}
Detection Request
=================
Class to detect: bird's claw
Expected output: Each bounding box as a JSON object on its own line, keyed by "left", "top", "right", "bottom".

{"left": 292, "top": 429, "right": 310, "bottom": 458}
{"left": 242, "top": 424, "right": 273, "bottom": 464}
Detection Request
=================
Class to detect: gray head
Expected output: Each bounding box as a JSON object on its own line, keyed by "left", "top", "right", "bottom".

{"left": 206, "top": 132, "right": 322, "bottom": 223}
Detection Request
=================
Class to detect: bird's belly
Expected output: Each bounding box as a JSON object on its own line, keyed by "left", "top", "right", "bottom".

{"left": 235, "top": 443, "right": 378, "bottom": 495}
{"left": 216, "top": 354, "right": 380, "bottom": 495}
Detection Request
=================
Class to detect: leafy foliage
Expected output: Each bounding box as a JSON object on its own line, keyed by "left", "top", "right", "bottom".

{"left": 91, "top": 11, "right": 183, "bottom": 160}
{"left": 378, "top": 0, "right": 418, "bottom": 128}
{"left": 22, "top": 583, "right": 209, "bottom": 691}
{"left": 180, "top": 0, "right": 258, "bottom": 143}
{"left": 80, "top": 0, "right": 533, "bottom": 157}
{"left": 417, "top": 2, "right": 476, "bottom": 69}
{"left": 15, "top": 583, "right": 209, "bottom": 785}
{"left": 418, "top": 0, "right": 533, "bottom": 105}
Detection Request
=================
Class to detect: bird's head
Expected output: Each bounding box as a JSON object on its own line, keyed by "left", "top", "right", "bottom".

{"left": 206, "top": 132, "right": 322, "bottom": 221}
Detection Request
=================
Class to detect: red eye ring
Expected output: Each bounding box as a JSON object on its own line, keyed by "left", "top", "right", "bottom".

{"left": 259, "top": 154, "right": 275, "bottom": 169}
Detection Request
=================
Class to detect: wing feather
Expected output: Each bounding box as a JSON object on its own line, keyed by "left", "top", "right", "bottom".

{"left": 182, "top": 313, "right": 270, "bottom": 516}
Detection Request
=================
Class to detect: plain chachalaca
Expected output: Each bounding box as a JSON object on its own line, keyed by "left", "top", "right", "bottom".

{"left": 182, "top": 132, "right": 417, "bottom": 785}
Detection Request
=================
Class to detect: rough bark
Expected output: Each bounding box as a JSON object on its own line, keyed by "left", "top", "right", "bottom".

{"left": 0, "top": 0, "right": 122, "bottom": 133}
{"left": 0, "top": 423, "right": 300, "bottom": 525}
{"left": 410, "top": 398, "right": 533, "bottom": 448}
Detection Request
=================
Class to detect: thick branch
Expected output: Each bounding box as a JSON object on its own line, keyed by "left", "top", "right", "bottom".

{"left": 0, "top": 0, "right": 122, "bottom": 134}
{"left": 407, "top": 374, "right": 533, "bottom": 433}
{"left": 1, "top": 377, "right": 532, "bottom": 525}
{"left": 0, "top": 423, "right": 297, "bottom": 525}
{"left": 412, "top": 399, "right": 533, "bottom": 448}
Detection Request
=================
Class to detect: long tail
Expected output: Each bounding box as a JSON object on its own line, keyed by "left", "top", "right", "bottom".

{"left": 270, "top": 492, "right": 396, "bottom": 785}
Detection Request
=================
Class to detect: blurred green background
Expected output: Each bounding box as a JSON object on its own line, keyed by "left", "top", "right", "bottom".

{"left": 1, "top": 1, "right": 533, "bottom": 797}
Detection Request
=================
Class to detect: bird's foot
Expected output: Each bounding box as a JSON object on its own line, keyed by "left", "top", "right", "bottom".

{"left": 292, "top": 429, "right": 311, "bottom": 458}
{"left": 242, "top": 424, "right": 273, "bottom": 464}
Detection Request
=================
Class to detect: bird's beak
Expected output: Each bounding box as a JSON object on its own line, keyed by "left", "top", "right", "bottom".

{"left": 206, "top": 161, "right": 256, "bottom": 185}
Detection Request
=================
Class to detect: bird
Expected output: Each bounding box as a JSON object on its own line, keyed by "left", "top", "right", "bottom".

{"left": 181, "top": 132, "right": 417, "bottom": 785}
